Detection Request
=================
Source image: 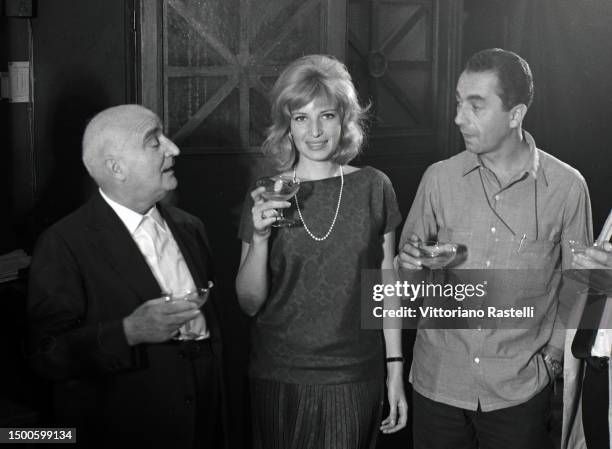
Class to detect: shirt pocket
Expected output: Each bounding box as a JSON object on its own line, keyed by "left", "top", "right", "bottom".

{"left": 513, "top": 238, "right": 560, "bottom": 300}
{"left": 515, "top": 238, "right": 558, "bottom": 270}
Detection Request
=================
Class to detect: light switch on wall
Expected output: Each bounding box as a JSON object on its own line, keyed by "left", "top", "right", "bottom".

{"left": 8, "top": 61, "right": 31, "bottom": 103}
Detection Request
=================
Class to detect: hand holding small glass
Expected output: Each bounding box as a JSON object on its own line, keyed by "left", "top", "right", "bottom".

{"left": 250, "top": 176, "right": 300, "bottom": 237}
{"left": 398, "top": 234, "right": 458, "bottom": 270}
{"left": 122, "top": 294, "right": 201, "bottom": 345}
{"left": 162, "top": 281, "right": 214, "bottom": 339}
{"left": 417, "top": 241, "right": 458, "bottom": 269}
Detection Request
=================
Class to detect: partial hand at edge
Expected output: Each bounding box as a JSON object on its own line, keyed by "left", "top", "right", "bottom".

{"left": 572, "top": 242, "right": 612, "bottom": 269}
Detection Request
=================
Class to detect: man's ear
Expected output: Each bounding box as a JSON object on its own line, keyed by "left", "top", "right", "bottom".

{"left": 105, "top": 158, "right": 126, "bottom": 181}
{"left": 509, "top": 104, "right": 527, "bottom": 129}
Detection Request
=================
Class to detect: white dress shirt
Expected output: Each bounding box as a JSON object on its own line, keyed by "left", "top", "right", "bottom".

{"left": 99, "top": 189, "right": 209, "bottom": 339}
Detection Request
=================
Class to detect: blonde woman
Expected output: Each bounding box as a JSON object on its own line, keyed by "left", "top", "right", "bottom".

{"left": 236, "top": 54, "right": 407, "bottom": 449}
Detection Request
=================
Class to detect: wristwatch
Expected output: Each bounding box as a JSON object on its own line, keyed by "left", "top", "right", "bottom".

{"left": 542, "top": 353, "right": 563, "bottom": 380}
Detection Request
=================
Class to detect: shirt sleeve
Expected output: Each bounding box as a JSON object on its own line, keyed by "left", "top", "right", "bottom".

{"left": 560, "top": 176, "right": 594, "bottom": 269}
{"left": 398, "top": 163, "right": 440, "bottom": 250}
{"left": 549, "top": 175, "right": 593, "bottom": 357}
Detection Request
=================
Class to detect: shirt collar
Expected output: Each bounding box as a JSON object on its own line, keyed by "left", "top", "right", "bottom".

{"left": 461, "top": 130, "right": 549, "bottom": 186}
{"left": 99, "top": 188, "right": 164, "bottom": 235}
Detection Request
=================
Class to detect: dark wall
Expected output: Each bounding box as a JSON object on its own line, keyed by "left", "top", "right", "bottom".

{"left": 1, "top": 0, "right": 132, "bottom": 430}
{"left": 1, "top": 10, "right": 28, "bottom": 253}
{"left": 5, "top": 0, "right": 131, "bottom": 250}
{"left": 463, "top": 0, "right": 612, "bottom": 233}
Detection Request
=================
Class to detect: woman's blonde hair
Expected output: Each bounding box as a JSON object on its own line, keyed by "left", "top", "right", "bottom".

{"left": 261, "top": 54, "right": 367, "bottom": 170}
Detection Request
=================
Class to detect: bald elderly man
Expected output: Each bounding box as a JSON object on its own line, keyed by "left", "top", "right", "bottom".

{"left": 27, "top": 105, "right": 225, "bottom": 448}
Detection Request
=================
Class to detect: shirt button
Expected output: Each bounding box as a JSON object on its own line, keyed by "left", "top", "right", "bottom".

{"left": 485, "top": 260, "right": 491, "bottom": 267}
{"left": 495, "top": 195, "right": 501, "bottom": 201}
{"left": 490, "top": 227, "right": 496, "bottom": 234}
{"left": 474, "top": 357, "right": 480, "bottom": 364}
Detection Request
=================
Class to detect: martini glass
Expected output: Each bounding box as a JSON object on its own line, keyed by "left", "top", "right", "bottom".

{"left": 165, "top": 281, "right": 214, "bottom": 339}
{"left": 182, "top": 281, "right": 214, "bottom": 307}
{"left": 256, "top": 175, "right": 301, "bottom": 227}
{"left": 417, "top": 241, "right": 458, "bottom": 269}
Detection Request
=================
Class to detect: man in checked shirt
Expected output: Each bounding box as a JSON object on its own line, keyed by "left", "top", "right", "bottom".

{"left": 398, "top": 48, "right": 592, "bottom": 449}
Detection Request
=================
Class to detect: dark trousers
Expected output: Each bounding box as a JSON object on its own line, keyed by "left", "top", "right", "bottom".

{"left": 413, "top": 385, "right": 553, "bottom": 449}
{"left": 582, "top": 358, "right": 610, "bottom": 449}
{"left": 63, "top": 339, "right": 224, "bottom": 449}
{"left": 182, "top": 339, "right": 224, "bottom": 449}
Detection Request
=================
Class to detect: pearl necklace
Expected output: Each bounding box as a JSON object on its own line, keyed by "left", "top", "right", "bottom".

{"left": 294, "top": 166, "right": 344, "bottom": 241}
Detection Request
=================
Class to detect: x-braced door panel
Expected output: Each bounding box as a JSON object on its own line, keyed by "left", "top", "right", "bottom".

{"left": 139, "top": 0, "right": 347, "bottom": 154}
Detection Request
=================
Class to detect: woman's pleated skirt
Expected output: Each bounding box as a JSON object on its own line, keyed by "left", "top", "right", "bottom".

{"left": 250, "top": 378, "right": 384, "bottom": 449}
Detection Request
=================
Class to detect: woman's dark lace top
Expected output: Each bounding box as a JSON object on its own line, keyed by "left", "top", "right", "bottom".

{"left": 238, "top": 166, "right": 401, "bottom": 384}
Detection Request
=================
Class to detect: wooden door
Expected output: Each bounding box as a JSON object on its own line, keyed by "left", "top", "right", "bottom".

{"left": 139, "top": 0, "right": 346, "bottom": 153}
{"left": 348, "top": 0, "right": 463, "bottom": 216}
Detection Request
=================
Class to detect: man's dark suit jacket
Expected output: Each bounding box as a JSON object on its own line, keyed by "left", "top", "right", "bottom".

{"left": 27, "top": 192, "right": 225, "bottom": 448}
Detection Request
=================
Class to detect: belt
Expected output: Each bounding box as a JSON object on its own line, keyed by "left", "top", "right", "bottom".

{"left": 164, "top": 338, "right": 213, "bottom": 359}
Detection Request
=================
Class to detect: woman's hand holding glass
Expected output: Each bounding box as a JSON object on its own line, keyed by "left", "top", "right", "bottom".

{"left": 250, "top": 185, "right": 291, "bottom": 238}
